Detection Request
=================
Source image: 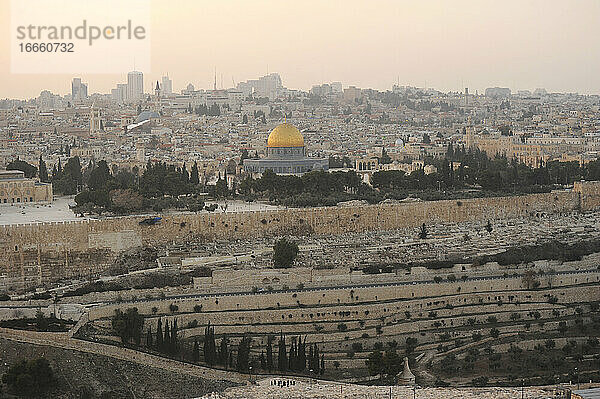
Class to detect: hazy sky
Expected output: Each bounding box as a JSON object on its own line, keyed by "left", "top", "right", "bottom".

{"left": 1, "top": 0, "right": 600, "bottom": 99}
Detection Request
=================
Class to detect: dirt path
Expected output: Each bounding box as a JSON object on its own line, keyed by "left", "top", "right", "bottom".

{"left": 0, "top": 327, "right": 248, "bottom": 384}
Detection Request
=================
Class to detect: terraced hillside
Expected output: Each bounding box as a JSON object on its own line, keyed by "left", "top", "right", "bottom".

{"left": 81, "top": 264, "right": 600, "bottom": 385}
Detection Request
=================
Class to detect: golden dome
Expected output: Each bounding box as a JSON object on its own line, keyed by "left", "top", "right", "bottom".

{"left": 267, "top": 123, "right": 305, "bottom": 148}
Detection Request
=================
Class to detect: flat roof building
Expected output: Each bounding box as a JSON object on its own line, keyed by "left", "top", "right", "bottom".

{"left": 0, "top": 170, "right": 53, "bottom": 204}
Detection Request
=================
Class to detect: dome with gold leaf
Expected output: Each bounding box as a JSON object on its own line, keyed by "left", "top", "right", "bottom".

{"left": 267, "top": 123, "right": 305, "bottom": 148}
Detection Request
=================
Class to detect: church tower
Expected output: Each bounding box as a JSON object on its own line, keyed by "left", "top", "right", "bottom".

{"left": 89, "top": 103, "right": 102, "bottom": 134}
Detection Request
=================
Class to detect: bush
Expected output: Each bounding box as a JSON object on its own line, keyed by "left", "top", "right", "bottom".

{"left": 472, "top": 376, "right": 489, "bottom": 387}
{"left": 2, "top": 358, "right": 54, "bottom": 397}
{"left": 337, "top": 323, "right": 348, "bottom": 332}
{"left": 187, "top": 320, "right": 199, "bottom": 329}
{"left": 273, "top": 238, "right": 299, "bottom": 268}
{"left": 169, "top": 303, "right": 179, "bottom": 313}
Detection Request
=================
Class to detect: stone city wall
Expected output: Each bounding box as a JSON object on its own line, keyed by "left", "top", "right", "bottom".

{"left": 1, "top": 183, "right": 599, "bottom": 291}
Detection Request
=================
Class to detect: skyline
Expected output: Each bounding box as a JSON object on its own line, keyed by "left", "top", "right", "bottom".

{"left": 1, "top": 0, "right": 600, "bottom": 99}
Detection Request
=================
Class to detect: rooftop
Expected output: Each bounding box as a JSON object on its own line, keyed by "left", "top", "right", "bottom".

{"left": 0, "top": 169, "right": 26, "bottom": 181}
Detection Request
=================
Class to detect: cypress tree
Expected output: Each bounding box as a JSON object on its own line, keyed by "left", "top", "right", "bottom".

{"left": 190, "top": 161, "right": 199, "bottom": 185}
{"left": 218, "top": 335, "right": 229, "bottom": 366}
{"left": 236, "top": 335, "right": 251, "bottom": 372}
{"left": 146, "top": 328, "right": 153, "bottom": 347}
{"left": 171, "top": 319, "right": 178, "bottom": 355}
{"left": 314, "top": 345, "right": 320, "bottom": 374}
{"left": 260, "top": 352, "right": 266, "bottom": 369}
{"left": 203, "top": 323, "right": 210, "bottom": 364}
{"left": 38, "top": 155, "right": 48, "bottom": 183}
{"left": 204, "top": 323, "right": 216, "bottom": 365}
{"left": 192, "top": 339, "right": 200, "bottom": 362}
{"left": 320, "top": 354, "right": 325, "bottom": 375}
{"left": 277, "top": 334, "right": 287, "bottom": 371}
{"left": 288, "top": 337, "right": 296, "bottom": 371}
{"left": 298, "top": 336, "right": 306, "bottom": 372}
{"left": 163, "top": 321, "right": 170, "bottom": 354}
{"left": 266, "top": 335, "right": 274, "bottom": 371}
{"left": 156, "top": 319, "right": 163, "bottom": 350}
{"left": 182, "top": 162, "right": 189, "bottom": 183}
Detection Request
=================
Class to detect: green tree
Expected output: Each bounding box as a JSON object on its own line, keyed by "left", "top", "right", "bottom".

{"left": 273, "top": 238, "right": 299, "bottom": 268}
{"left": 190, "top": 161, "right": 200, "bottom": 185}
{"left": 366, "top": 350, "right": 384, "bottom": 376}
{"left": 406, "top": 337, "right": 418, "bottom": 354}
{"left": 35, "top": 310, "right": 49, "bottom": 331}
{"left": 53, "top": 157, "right": 82, "bottom": 195}
{"left": 219, "top": 335, "right": 229, "bottom": 367}
{"left": 277, "top": 334, "right": 287, "bottom": 371}
{"left": 110, "top": 189, "right": 144, "bottom": 214}
{"left": 6, "top": 159, "right": 37, "bottom": 178}
{"left": 236, "top": 335, "right": 252, "bottom": 372}
{"left": 192, "top": 339, "right": 200, "bottom": 362}
{"left": 419, "top": 223, "right": 428, "bottom": 239}
{"left": 203, "top": 323, "right": 217, "bottom": 365}
{"left": 38, "top": 155, "right": 49, "bottom": 183}
{"left": 266, "top": 335, "right": 274, "bottom": 371}
{"left": 87, "top": 160, "right": 112, "bottom": 191}
{"left": 156, "top": 318, "right": 163, "bottom": 350}
{"left": 214, "top": 178, "right": 229, "bottom": 198}
{"left": 2, "top": 358, "right": 54, "bottom": 398}
{"left": 379, "top": 148, "right": 392, "bottom": 164}
{"left": 111, "top": 308, "right": 144, "bottom": 345}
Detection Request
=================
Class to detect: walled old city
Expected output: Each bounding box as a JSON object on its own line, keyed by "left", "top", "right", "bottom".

{"left": 3, "top": 31, "right": 600, "bottom": 395}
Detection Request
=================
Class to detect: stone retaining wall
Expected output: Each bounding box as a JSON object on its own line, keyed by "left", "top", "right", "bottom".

{"left": 2, "top": 182, "right": 600, "bottom": 291}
